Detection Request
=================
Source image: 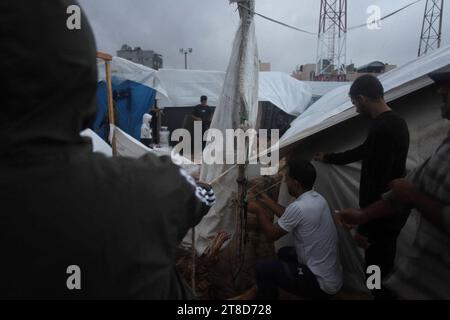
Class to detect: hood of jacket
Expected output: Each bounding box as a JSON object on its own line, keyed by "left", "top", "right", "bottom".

{"left": 0, "top": 0, "right": 98, "bottom": 158}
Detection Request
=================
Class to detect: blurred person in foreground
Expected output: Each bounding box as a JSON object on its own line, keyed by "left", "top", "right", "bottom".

{"left": 0, "top": 0, "right": 214, "bottom": 299}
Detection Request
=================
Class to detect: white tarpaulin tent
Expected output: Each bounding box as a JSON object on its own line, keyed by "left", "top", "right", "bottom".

{"left": 303, "top": 80, "right": 348, "bottom": 98}
{"left": 280, "top": 45, "right": 450, "bottom": 150}
{"left": 184, "top": 45, "right": 450, "bottom": 293}
{"left": 271, "top": 45, "right": 450, "bottom": 294}
{"left": 80, "top": 128, "right": 113, "bottom": 157}
{"left": 156, "top": 69, "right": 313, "bottom": 116}
{"left": 157, "top": 69, "right": 225, "bottom": 109}
{"left": 97, "top": 56, "right": 168, "bottom": 97}
{"left": 183, "top": 0, "right": 260, "bottom": 255}
{"left": 259, "top": 71, "right": 312, "bottom": 116}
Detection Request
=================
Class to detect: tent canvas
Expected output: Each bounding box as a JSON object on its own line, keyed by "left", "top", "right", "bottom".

{"left": 156, "top": 69, "right": 313, "bottom": 116}
{"left": 94, "top": 79, "right": 156, "bottom": 141}
{"left": 191, "top": 45, "right": 450, "bottom": 294}
{"left": 280, "top": 45, "right": 450, "bottom": 151}
{"left": 282, "top": 85, "right": 449, "bottom": 294}
{"left": 270, "top": 46, "right": 450, "bottom": 294}
{"left": 94, "top": 56, "right": 167, "bottom": 141}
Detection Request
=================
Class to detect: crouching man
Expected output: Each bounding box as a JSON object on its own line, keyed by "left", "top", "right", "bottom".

{"left": 245, "top": 160, "right": 343, "bottom": 300}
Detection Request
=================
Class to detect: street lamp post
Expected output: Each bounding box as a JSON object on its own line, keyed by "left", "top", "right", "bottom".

{"left": 179, "top": 48, "right": 193, "bottom": 69}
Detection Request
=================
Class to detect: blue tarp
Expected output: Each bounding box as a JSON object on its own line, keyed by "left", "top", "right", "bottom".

{"left": 93, "top": 78, "right": 156, "bottom": 141}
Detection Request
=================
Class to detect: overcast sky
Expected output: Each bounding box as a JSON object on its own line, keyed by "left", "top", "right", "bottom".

{"left": 78, "top": 0, "right": 450, "bottom": 73}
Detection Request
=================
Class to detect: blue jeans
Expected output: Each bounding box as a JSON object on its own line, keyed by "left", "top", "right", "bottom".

{"left": 255, "top": 247, "right": 331, "bottom": 300}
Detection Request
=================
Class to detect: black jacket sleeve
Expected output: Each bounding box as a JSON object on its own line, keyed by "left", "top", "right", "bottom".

{"left": 325, "top": 142, "right": 367, "bottom": 165}
{"left": 357, "top": 125, "right": 407, "bottom": 237}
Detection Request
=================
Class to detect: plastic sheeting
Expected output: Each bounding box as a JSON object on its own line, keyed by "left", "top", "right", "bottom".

{"left": 80, "top": 128, "right": 113, "bottom": 157}
{"left": 157, "top": 69, "right": 225, "bottom": 109}
{"left": 184, "top": 46, "right": 450, "bottom": 292}
{"left": 269, "top": 47, "right": 450, "bottom": 294}
{"left": 108, "top": 125, "right": 201, "bottom": 177}
{"left": 95, "top": 56, "right": 165, "bottom": 141}
{"left": 156, "top": 69, "right": 313, "bottom": 116}
{"left": 280, "top": 45, "right": 450, "bottom": 150}
{"left": 184, "top": 3, "right": 260, "bottom": 255}
{"left": 93, "top": 80, "right": 156, "bottom": 141}
{"left": 303, "top": 80, "right": 348, "bottom": 97}
{"left": 274, "top": 83, "right": 449, "bottom": 294}
{"left": 97, "top": 56, "right": 168, "bottom": 97}
{"left": 259, "top": 72, "right": 312, "bottom": 116}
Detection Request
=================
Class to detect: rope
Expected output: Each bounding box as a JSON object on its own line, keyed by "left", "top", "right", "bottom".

{"left": 237, "top": 3, "right": 316, "bottom": 35}
{"left": 247, "top": 181, "right": 283, "bottom": 200}
{"left": 348, "top": 0, "right": 424, "bottom": 30}
{"left": 238, "top": 0, "right": 425, "bottom": 35}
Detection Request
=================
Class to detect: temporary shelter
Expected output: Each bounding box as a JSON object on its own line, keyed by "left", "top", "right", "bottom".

{"left": 156, "top": 68, "right": 313, "bottom": 136}
{"left": 271, "top": 45, "right": 450, "bottom": 294}
{"left": 191, "top": 44, "right": 450, "bottom": 293}
{"left": 93, "top": 57, "right": 167, "bottom": 141}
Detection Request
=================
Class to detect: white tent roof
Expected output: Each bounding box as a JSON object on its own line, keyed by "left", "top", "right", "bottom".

{"left": 97, "top": 56, "right": 168, "bottom": 97}
{"left": 259, "top": 72, "right": 312, "bottom": 116}
{"left": 156, "top": 69, "right": 313, "bottom": 116}
{"left": 303, "top": 80, "right": 348, "bottom": 97}
{"left": 156, "top": 69, "right": 225, "bottom": 109}
{"left": 279, "top": 45, "right": 450, "bottom": 150}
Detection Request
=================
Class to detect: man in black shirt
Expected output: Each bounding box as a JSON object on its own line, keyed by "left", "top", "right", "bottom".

{"left": 192, "top": 95, "right": 213, "bottom": 122}
{"left": 315, "top": 75, "right": 410, "bottom": 293}
{"left": 191, "top": 95, "right": 213, "bottom": 149}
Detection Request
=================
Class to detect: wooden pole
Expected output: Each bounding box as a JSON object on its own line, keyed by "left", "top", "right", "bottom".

{"left": 105, "top": 61, "right": 117, "bottom": 156}
{"left": 97, "top": 52, "right": 117, "bottom": 156}
{"left": 232, "top": 0, "right": 255, "bottom": 281}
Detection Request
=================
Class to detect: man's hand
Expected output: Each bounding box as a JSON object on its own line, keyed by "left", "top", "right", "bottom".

{"left": 335, "top": 208, "right": 367, "bottom": 229}
{"left": 389, "top": 179, "right": 418, "bottom": 205}
{"left": 353, "top": 233, "right": 369, "bottom": 249}
{"left": 313, "top": 152, "right": 326, "bottom": 162}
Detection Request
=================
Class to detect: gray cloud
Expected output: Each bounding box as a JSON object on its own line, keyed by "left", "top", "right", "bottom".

{"left": 79, "top": 0, "right": 450, "bottom": 73}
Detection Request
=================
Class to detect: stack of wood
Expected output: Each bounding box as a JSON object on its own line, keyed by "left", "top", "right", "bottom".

{"left": 176, "top": 231, "right": 230, "bottom": 299}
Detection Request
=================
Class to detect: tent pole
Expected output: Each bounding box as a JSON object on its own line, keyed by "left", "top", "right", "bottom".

{"left": 97, "top": 52, "right": 117, "bottom": 156}
{"left": 105, "top": 61, "right": 117, "bottom": 156}
{"left": 234, "top": 0, "right": 254, "bottom": 277}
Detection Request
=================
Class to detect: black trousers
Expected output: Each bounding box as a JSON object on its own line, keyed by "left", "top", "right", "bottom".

{"left": 255, "top": 247, "right": 331, "bottom": 300}
{"left": 365, "top": 237, "right": 398, "bottom": 299}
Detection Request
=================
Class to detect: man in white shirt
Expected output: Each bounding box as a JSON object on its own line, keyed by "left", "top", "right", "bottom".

{"left": 246, "top": 160, "right": 342, "bottom": 300}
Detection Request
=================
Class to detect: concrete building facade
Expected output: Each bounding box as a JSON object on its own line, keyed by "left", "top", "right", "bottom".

{"left": 292, "top": 61, "right": 396, "bottom": 82}
{"left": 117, "top": 44, "right": 163, "bottom": 70}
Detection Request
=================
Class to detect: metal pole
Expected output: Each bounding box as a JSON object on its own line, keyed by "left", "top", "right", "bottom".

{"left": 185, "top": 52, "right": 188, "bottom": 69}
{"left": 438, "top": 0, "right": 444, "bottom": 49}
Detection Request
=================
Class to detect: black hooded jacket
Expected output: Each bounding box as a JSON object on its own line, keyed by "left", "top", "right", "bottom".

{"left": 0, "top": 0, "right": 210, "bottom": 299}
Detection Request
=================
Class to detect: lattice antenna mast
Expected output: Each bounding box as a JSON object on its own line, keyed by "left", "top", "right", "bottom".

{"left": 418, "top": 0, "right": 444, "bottom": 57}
{"left": 316, "top": 0, "right": 347, "bottom": 77}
